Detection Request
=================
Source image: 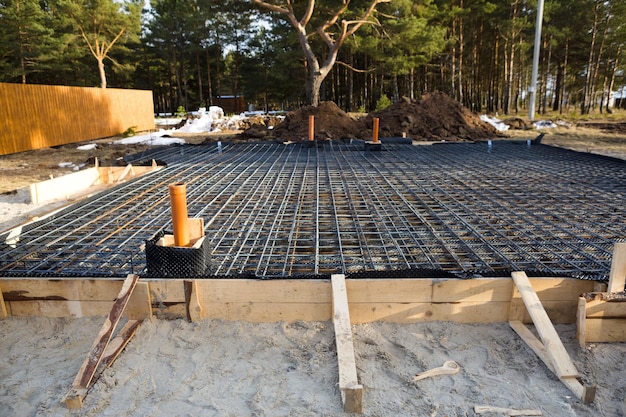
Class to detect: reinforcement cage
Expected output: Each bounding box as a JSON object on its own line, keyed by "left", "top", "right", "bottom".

{"left": 0, "top": 141, "right": 624, "bottom": 279}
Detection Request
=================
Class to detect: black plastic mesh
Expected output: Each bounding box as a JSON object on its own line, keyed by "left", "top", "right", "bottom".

{"left": 144, "top": 231, "right": 211, "bottom": 277}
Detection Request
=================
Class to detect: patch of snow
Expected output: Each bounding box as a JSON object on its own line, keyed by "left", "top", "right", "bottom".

{"left": 77, "top": 143, "right": 97, "bottom": 151}
{"left": 113, "top": 130, "right": 185, "bottom": 146}
{"left": 58, "top": 162, "right": 74, "bottom": 168}
{"left": 534, "top": 120, "right": 557, "bottom": 129}
{"left": 480, "top": 115, "right": 510, "bottom": 132}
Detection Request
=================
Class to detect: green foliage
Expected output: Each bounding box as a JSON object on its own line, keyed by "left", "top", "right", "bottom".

{"left": 376, "top": 94, "right": 391, "bottom": 111}
{"left": 121, "top": 126, "right": 137, "bottom": 137}
{"left": 175, "top": 106, "right": 186, "bottom": 117}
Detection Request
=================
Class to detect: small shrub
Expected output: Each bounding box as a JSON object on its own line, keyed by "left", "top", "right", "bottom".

{"left": 375, "top": 94, "right": 391, "bottom": 111}
{"left": 175, "top": 106, "right": 186, "bottom": 117}
{"left": 121, "top": 126, "right": 137, "bottom": 137}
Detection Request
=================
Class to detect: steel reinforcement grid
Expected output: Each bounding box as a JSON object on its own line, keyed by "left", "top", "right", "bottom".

{"left": 0, "top": 140, "right": 624, "bottom": 280}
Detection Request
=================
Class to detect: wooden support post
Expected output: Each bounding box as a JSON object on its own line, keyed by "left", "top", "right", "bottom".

{"left": 509, "top": 271, "right": 596, "bottom": 404}
{"left": 0, "top": 283, "right": 7, "bottom": 319}
{"left": 608, "top": 242, "right": 626, "bottom": 293}
{"left": 331, "top": 274, "right": 363, "bottom": 414}
{"left": 63, "top": 274, "right": 144, "bottom": 409}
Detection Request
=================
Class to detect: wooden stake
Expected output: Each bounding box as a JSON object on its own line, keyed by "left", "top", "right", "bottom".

{"left": 0, "top": 284, "right": 7, "bottom": 319}
{"left": 608, "top": 242, "right": 626, "bottom": 293}
{"left": 331, "top": 274, "right": 363, "bottom": 413}
{"left": 64, "top": 274, "right": 142, "bottom": 409}
{"left": 509, "top": 271, "right": 596, "bottom": 403}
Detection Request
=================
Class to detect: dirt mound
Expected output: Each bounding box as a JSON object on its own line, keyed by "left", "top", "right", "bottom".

{"left": 503, "top": 117, "right": 530, "bottom": 130}
{"left": 357, "top": 92, "right": 500, "bottom": 141}
{"left": 271, "top": 101, "right": 358, "bottom": 142}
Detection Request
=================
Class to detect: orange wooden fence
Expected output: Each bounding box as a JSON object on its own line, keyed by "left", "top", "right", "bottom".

{"left": 0, "top": 83, "right": 155, "bottom": 155}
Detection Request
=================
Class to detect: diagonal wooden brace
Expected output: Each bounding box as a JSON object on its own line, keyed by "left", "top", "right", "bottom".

{"left": 63, "top": 274, "right": 145, "bottom": 409}
{"left": 509, "top": 271, "right": 596, "bottom": 403}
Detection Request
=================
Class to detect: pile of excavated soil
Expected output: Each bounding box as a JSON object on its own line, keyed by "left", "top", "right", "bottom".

{"left": 246, "top": 92, "right": 501, "bottom": 142}
{"left": 357, "top": 92, "right": 501, "bottom": 141}
{"left": 270, "top": 101, "right": 358, "bottom": 141}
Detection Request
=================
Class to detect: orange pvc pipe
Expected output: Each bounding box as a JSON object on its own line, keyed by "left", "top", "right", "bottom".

{"left": 169, "top": 182, "right": 190, "bottom": 247}
{"left": 308, "top": 115, "right": 315, "bottom": 141}
{"left": 372, "top": 118, "right": 380, "bottom": 143}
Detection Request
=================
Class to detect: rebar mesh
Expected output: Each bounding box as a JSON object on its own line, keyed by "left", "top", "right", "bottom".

{"left": 0, "top": 141, "right": 624, "bottom": 280}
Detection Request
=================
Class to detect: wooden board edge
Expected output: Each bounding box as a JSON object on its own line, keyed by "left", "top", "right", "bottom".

{"left": 0, "top": 283, "right": 7, "bottom": 319}
{"left": 608, "top": 242, "right": 626, "bottom": 293}
{"left": 331, "top": 274, "right": 362, "bottom": 414}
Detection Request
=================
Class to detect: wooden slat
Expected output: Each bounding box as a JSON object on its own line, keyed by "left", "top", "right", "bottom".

{"left": 509, "top": 320, "right": 595, "bottom": 403}
{"left": 193, "top": 279, "right": 331, "bottom": 304}
{"left": 350, "top": 301, "right": 511, "bottom": 324}
{"left": 511, "top": 271, "right": 578, "bottom": 379}
{"left": 7, "top": 300, "right": 114, "bottom": 317}
{"left": 608, "top": 242, "right": 626, "bottom": 293}
{"left": 125, "top": 281, "right": 153, "bottom": 320}
{"left": 0, "top": 284, "right": 7, "bottom": 319}
{"left": 331, "top": 274, "right": 363, "bottom": 414}
{"left": 72, "top": 274, "right": 139, "bottom": 389}
{"left": 64, "top": 319, "right": 143, "bottom": 409}
{"left": 577, "top": 297, "right": 587, "bottom": 347}
{"left": 0, "top": 279, "right": 124, "bottom": 301}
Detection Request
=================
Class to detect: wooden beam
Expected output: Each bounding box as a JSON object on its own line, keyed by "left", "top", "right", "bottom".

{"left": 511, "top": 271, "right": 578, "bottom": 378}
{"left": 66, "top": 274, "right": 139, "bottom": 407}
{"left": 331, "top": 274, "right": 363, "bottom": 414}
{"left": 474, "top": 405, "right": 542, "bottom": 415}
{"left": 510, "top": 271, "right": 596, "bottom": 403}
{"left": 608, "top": 242, "right": 626, "bottom": 293}
{"left": 0, "top": 283, "right": 7, "bottom": 319}
{"left": 578, "top": 292, "right": 626, "bottom": 345}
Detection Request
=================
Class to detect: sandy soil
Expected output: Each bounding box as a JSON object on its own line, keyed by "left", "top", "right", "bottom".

{"left": 1, "top": 122, "right": 625, "bottom": 417}
{"left": 1, "top": 316, "right": 625, "bottom": 417}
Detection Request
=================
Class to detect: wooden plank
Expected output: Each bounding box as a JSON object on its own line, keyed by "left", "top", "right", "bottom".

{"left": 583, "top": 318, "right": 626, "bottom": 343}
{"left": 346, "top": 279, "right": 433, "bottom": 303}
{"left": 331, "top": 274, "right": 363, "bottom": 414}
{"left": 72, "top": 274, "right": 139, "bottom": 389}
{"left": 509, "top": 320, "right": 595, "bottom": 403}
{"left": 100, "top": 319, "right": 142, "bottom": 368}
{"left": 583, "top": 293, "right": 626, "bottom": 318}
{"left": 7, "top": 300, "right": 114, "bottom": 317}
{"left": 125, "top": 281, "right": 152, "bottom": 320}
{"left": 0, "top": 284, "right": 7, "bottom": 319}
{"left": 577, "top": 297, "right": 587, "bottom": 348}
{"left": 433, "top": 278, "right": 513, "bottom": 302}
{"left": 608, "top": 242, "right": 626, "bottom": 293}
{"left": 193, "top": 301, "right": 332, "bottom": 322}
{"left": 350, "top": 301, "right": 511, "bottom": 324}
{"left": 64, "top": 319, "right": 143, "bottom": 409}
{"left": 0, "top": 279, "right": 124, "bottom": 301}
{"left": 186, "top": 280, "right": 203, "bottom": 322}
{"left": 29, "top": 168, "right": 100, "bottom": 204}
{"left": 193, "top": 279, "right": 331, "bottom": 304}
{"left": 474, "top": 405, "right": 542, "bottom": 415}
{"left": 511, "top": 271, "right": 579, "bottom": 379}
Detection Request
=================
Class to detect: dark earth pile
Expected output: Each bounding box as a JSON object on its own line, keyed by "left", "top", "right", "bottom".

{"left": 357, "top": 92, "right": 501, "bottom": 141}
{"left": 271, "top": 101, "right": 357, "bottom": 141}
{"left": 241, "top": 92, "right": 501, "bottom": 142}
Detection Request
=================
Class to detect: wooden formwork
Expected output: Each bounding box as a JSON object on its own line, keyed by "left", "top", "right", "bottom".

{"left": 577, "top": 243, "right": 626, "bottom": 346}
{"left": 0, "top": 276, "right": 599, "bottom": 323}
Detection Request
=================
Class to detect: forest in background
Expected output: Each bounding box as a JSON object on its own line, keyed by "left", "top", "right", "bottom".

{"left": 1, "top": 0, "right": 625, "bottom": 116}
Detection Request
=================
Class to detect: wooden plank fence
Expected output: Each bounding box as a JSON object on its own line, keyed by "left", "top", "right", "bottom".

{"left": 0, "top": 83, "right": 155, "bottom": 155}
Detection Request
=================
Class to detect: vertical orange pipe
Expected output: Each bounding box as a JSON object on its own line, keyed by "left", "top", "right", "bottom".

{"left": 308, "top": 115, "right": 315, "bottom": 141}
{"left": 169, "top": 182, "right": 190, "bottom": 247}
{"left": 372, "top": 118, "right": 380, "bottom": 143}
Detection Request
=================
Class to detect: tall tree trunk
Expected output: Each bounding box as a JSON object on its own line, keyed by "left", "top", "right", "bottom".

{"left": 581, "top": 1, "right": 600, "bottom": 114}
{"left": 457, "top": 0, "right": 464, "bottom": 105}
{"left": 606, "top": 45, "right": 621, "bottom": 113}
{"left": 206, "top": 49, "right": 213, "bottom": 106}
{"left": 98, "top": 57, "right": 107, "bottom": 88}
{"left": 196, "top": 51, "right": 203, "bottom": 105}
